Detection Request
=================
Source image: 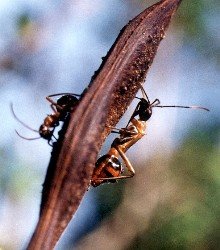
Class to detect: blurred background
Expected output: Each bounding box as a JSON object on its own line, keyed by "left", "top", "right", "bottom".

{"left": 0, "top": 0, "right": 219, "bottom": 249}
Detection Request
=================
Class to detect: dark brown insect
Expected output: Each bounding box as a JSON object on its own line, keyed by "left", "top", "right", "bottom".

{"left": 11, "top": 93, "right": 81, "bottom": 145}
{"left": 91, "top": 86, "right": 209, "bottom": 187}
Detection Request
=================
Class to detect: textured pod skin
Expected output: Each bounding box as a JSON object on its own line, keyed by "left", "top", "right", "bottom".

{"left": 27, "top": 1, "right": 182, "bottom": 249}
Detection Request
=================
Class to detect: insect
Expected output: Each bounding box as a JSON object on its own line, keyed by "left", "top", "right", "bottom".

{"left": 11, "top": 93, "right": 81, "bottom": 145}
{"left": 91, "top": 86, "right": 209, "bottom": 187}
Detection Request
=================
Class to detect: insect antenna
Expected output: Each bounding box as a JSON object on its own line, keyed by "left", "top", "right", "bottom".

{"left": 15, "top": 130, "right": 41, "bottom": 140}
{"left": 52, "top": 134, "right": 57, "bottom": 140}
{"left": 10, "top": 103, "right": 39, "bottom": 132}
{"left": 153, "top": 104, "right": 209, "bottom": 111}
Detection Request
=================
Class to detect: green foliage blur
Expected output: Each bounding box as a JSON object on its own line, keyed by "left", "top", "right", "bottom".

{"left": 0, "top": 1, "right": 219, "bottom": 249}
{"left": 176, "top": 0, "right": 220, "bottom": 63}
{"left": 89, "top": 1, "right": 220, "bottom": 248}
{"left": 128, "top": 125, "right": 220, "bottom": 249}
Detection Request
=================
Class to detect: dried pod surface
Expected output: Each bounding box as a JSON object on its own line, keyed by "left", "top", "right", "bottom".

{"left": 94, "top": 0, "right": 182, "bottom": 140}
{"left": 27, "top": 0, "right": 182, "bottom": 249}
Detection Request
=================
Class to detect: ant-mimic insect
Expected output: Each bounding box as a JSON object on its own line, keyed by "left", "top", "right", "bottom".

{"left": 11, "top": 93, "right": 81, "bottom": 145}
{"left": 91, "top": 86, "right": 209, "bottom": 187}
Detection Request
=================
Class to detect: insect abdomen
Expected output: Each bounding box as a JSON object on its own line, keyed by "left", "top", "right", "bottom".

{"left": 91, "top": 154, "right": 123, "bottom": 187}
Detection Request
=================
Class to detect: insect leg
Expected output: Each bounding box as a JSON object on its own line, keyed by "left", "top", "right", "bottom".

{"left": 116, "top": 145, "right": 135, "bottom": 177}
{"left": 126, "top": 102, "right": 141, "bottom": 127}
{"left": 46, "top": 96, "right": 63, "bottom": 111}
{"left": 105, "top": 125, "right": 122, "bottom": 134}
{"left": 50, "top": 104, "right": 57, "bottom": 113}
{"left": 98, "top": 145, "right": 135, "bottom": 181}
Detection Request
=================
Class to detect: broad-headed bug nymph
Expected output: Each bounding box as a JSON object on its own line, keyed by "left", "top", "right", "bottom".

{"left": 11, "top": 93, "right": 81, "bottom": 145}
{"left": 91, "top": 85, "right": 209, "bottom": 187}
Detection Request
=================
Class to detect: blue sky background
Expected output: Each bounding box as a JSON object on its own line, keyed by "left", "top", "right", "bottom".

{"left": 0, "top": 1, "right": 219, "bottom": 249}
